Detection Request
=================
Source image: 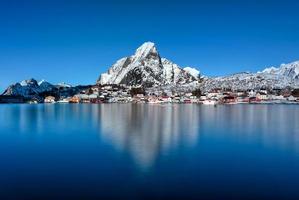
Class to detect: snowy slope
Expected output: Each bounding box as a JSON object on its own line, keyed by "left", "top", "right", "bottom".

{"left": 98, "top": 42, "right": 200, "bottom": 86}
{"left": 200, "top": 61, "right": 299, "bottom": 91}
{"left": 2, "top": 78, "right": 56, "bottom": 97}
{"left": 183, "top": 67, "right": 200, "bottom": 79}
{"left": 2, "top": 78, "right": 79, "bottom": 99}
{"left": 260, "top": 61, "right": 299, "bottom": 79}
{"left": 200, "top": 72, "right": 296, "bottom": 92}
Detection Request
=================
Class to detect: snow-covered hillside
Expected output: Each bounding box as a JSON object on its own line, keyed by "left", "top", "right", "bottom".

{"left": 200, "top": 61, "right": 299, "bottom": 91}
{"left": 2, "top": 43, "right": 299, "bottom": 95}
{"left": 183, "top": 67, "right": 200, "bottom": 79}
{"left": 97, "top": 42, "right": 200, "bottom": 87}
{"left": 3, "top": 78, "right": 56, "bottom": 97}
{"left": 260, "top": 61, "right": 299, "bottom": 79}
{"left": 1, "top": 78, "right": 83, "bottom": 101}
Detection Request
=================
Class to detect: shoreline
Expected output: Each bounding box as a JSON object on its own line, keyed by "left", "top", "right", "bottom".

{"left": 1, "top": 101, "right": 299, "bottom": 105}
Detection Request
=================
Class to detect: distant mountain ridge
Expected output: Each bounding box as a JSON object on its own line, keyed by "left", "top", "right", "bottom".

{"left": 97, "top": 42, "right": 299, "bottom": 91}
{"left": 3, "top": 78, "right": 56, "bottom": 97}
{"left": 260, "top": 61, "right": 299, "bottom": 79}
{"left": 97, "top": 42, "right": 200, "bottom": 87}
{"left": 1, "top": 42, "right": 299, "bottom": 98}
{"left": 2, "top": 78, "right": 89, "bottom": 102}
{"left": 201, "top": 61, "right": 299, "bottom": 91}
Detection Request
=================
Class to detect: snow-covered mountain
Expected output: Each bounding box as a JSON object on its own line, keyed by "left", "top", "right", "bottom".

{"left": 56, "top": 82, "right": 72, "bottom": 88}
{"left": 1, "top": 78, "right": 84, "bottom": 101}
{"left": 2, "top": 78, "right": 56, "bottom": 97}
{"left": 259, "top": 61, "right": 299, "bottom": 79}
{"left": 2, "top": 43, "right": 299, "bottom": 95}
{"left": 183, "top": 67, "right": 200, "bottom": 79}
{"left": 97, "top": 42, "right": 200, "bottom": 87}
{"left": 200, "top": 61, "right": 299, "bottom": 91}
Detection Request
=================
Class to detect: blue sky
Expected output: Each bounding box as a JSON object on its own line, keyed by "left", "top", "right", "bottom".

{"left": 1, "top": 0, "right": 299, "bottom": 91}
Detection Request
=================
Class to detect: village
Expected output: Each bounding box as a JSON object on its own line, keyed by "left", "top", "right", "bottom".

{"left": 41, "top": 84, "right": 299, "bottom": 105}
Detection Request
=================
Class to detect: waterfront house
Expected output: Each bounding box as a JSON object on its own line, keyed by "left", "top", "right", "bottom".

{"left": 69, "top": 96, "right": 80, "bottom": 103}
{"left": 147, "top": 96, "right": 159, "bottom": 104}
{"left": 184, "top": 99, "right": 192, "bottom": 103}
{"left": 136, "top": 94, "right": 144, "bottom": 98}
{"left": 190, "top": 96, "right": 198, "bottom": 103}
{"left": 222, "top": 96, "right": 236, "bottom": 104}
{"left": 76, "top": 94, "right": 90, "bottom": 103}
{"left": 236, "top": 91, "right": 247, "bottom": 97}
{"left": 200, "top": 95, "right": 207, "bottom": 100}
{"left": 115, "top": 97, "right": 131, "bottom": 103}
{"left": 249, "top": 96, "right": 261, "bottom": 103}
{"left": 91, "top": 87, "right": 100, "bottom": 96}
{"left": 287, "top": 95, "right": 297, "bottom": 102}
{"left": 185, "top": 93, "right": 193, "bottom": 97}
{"left": 133, "top": 94, "right": 145, "bottom": 103}
{"left": 236, "top": 96, "right": 249, "bottom": 103}
{"left": 248, "top": 90, "right": 256, "bottom": 97}
{"left": 160, "top": 96, "right": 172, "bottom": 103}
{"left": 256, "top": 92, "right": 268, "bottom": 101}
{"left": 260, "top": 89, "right": 268, "bottom": 95}
{"left": 172, "top": 96, "right": 181, "bottom": 103}
{"left": 90, "top": 98, "right": 102, "bottom": 104}
{"left": 206, "top": 92, "right": 219, "bottom": 99}
{"left": 44, "top": 96, "right": 56, "bottom": 103}
{"left": 272, "top": 95, "right": 286, "bottom": 101}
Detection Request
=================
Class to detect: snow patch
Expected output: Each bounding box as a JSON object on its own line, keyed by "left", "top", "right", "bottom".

{"left": 184, "top": 67, "right": 200, "bottom": 79}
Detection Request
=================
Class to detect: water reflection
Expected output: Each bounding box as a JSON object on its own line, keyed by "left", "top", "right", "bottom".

{"left": 98, "top": 104, "right": 200, "bottom": 168}
{"left": 1, "top": 104, "right": 299, "bottom": 168}
{"left": 0, "top": 104, "right": 99, "bottom": 135}
{"left": 2, "top": 104, "right": 299, "bottom": 199}
{"left": 202, "top": 105, "right": 299, "bottom": 151}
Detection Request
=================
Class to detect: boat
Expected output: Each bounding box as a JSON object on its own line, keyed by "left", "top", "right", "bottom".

{"left": 202, "top": 99, "right": 218, "bottom": 105}
{"left": 57, "top": 99, "right": 69, "bottom": 103}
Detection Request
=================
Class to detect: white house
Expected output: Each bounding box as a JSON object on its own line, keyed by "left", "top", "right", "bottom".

{"left": 256, "top": 92, "right": 268, "bottom": 101}
{"left": 44, "top": 96, "right": 55, "bottom": 103}
{"left": 287, "top": 95, "right": 297, "bottom": 101}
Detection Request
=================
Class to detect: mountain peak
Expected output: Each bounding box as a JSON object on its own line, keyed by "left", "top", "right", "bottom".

{"left": 20, "top": 78, "right": 38, "bottom": 86}
{"left": 134, "top": 42, "right": 158, "bottom": 60}
{"left": 38, "top": 79, "right": 47, "bottom": 85}
{"left": 98, "top": 42, "right": 199, "bottom": 86}
{"left": 260, "top": 60, "right": 299, "bottom": 79}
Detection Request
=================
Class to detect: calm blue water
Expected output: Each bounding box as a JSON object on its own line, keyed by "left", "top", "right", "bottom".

{"left": 1, "top": 104, "right": 299, "bottom": 200}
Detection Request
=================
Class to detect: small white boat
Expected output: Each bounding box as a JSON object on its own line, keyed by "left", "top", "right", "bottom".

{"left": 148, "top": 101, "right": 159, "bottom": 104}
{"left": 202, "top": 99, "right": 218, "bottom": 105}
{"left": 57, "top": 99, "right": 69, "bottom": 103}
{"left": 28, "top": 101, "right": 38, "bottom": 104}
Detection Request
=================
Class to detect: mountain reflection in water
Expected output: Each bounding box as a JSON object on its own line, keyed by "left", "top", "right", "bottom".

{"left": 2, "top": 104, "right": 299, "bottom": 169}
{"left": 99, "top": 104, "right": 199, "bottom": 168}
{"left": 1, "top": 104, "right": 299, "bottom": 199}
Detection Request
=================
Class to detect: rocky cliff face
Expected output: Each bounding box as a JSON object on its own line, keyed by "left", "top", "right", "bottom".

{"left": 97, "top": 42, "right": 200, "bottom": 87}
